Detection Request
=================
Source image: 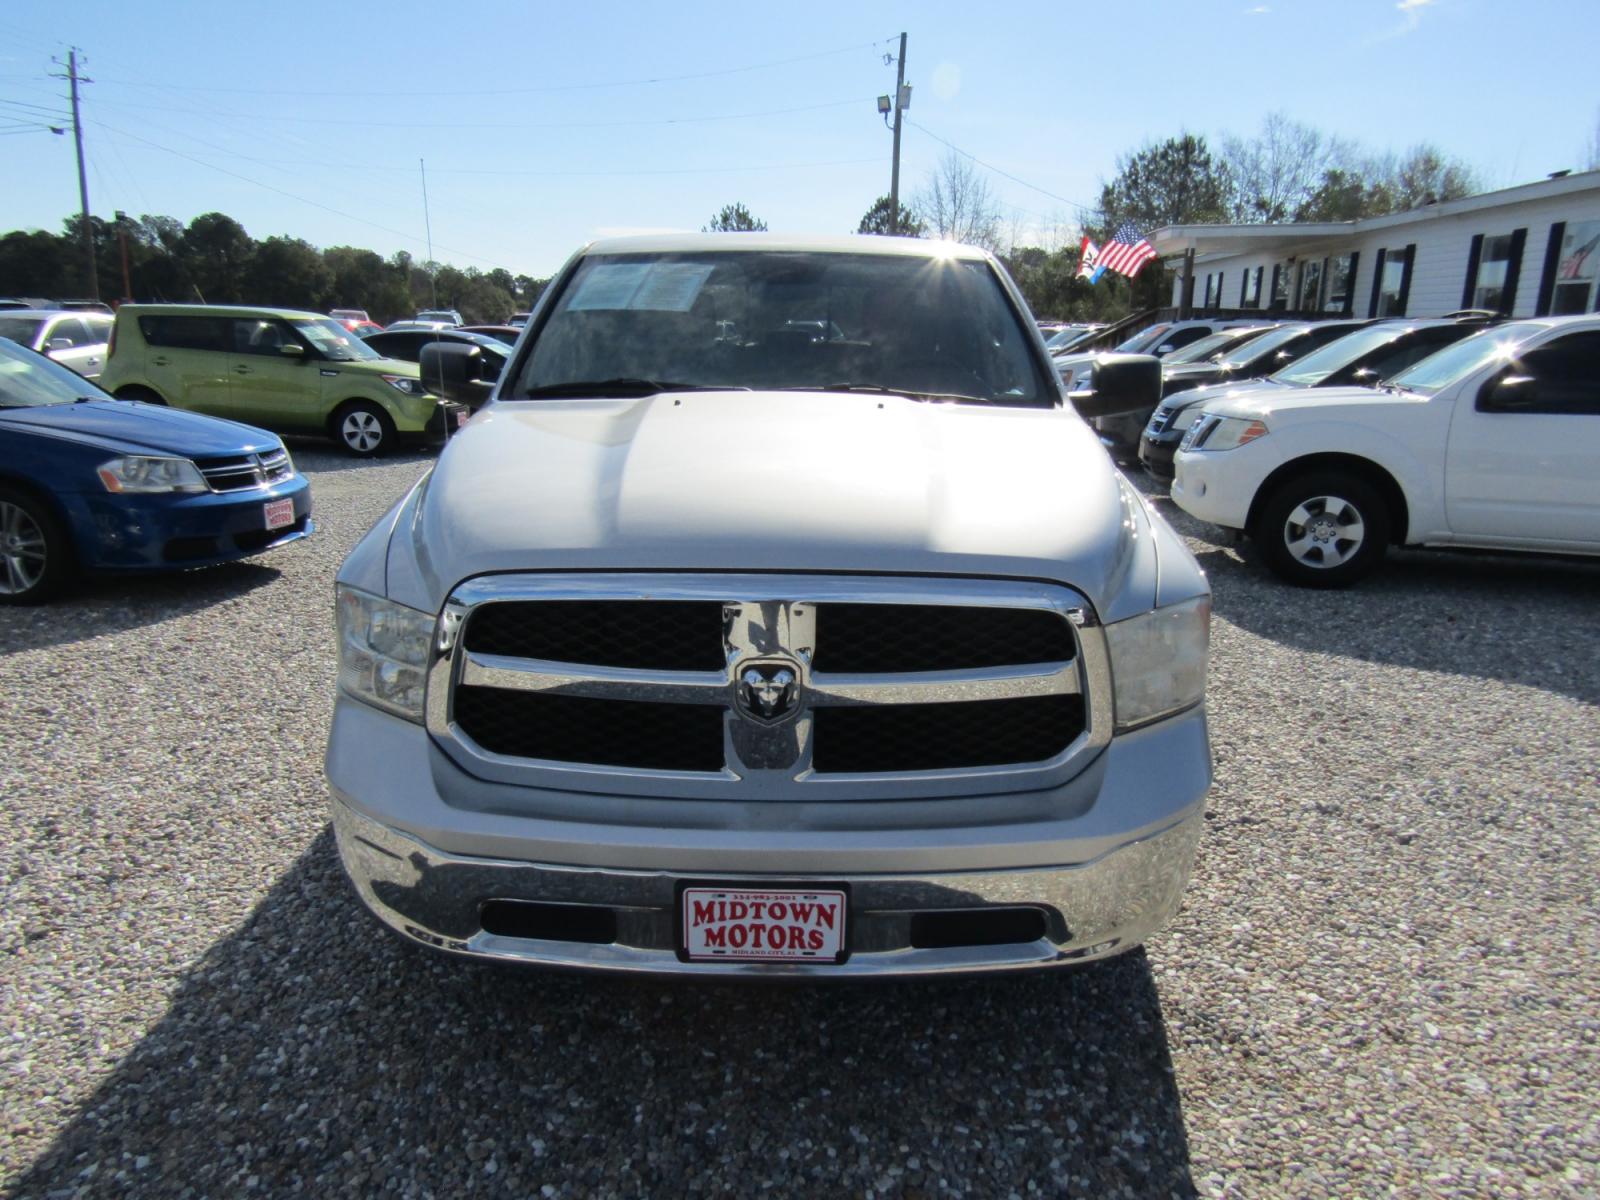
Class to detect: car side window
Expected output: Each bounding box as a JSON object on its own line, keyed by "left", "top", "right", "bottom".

{"left": 137, "top": 315, "right": 233, "bottom": 352}
{"left": 44, "top": 318, "right": 78, "bottom": 347}
{"left": 1477, "top": 331, "right": 1600, "bottom": 416}
{"left": 233, "top": 318, "right": 294, "bottom": 357}
{"left": 1163, "top": 327, "right": 1210, "bottom": 352}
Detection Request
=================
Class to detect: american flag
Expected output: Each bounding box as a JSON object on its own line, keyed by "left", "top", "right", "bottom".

{"left": 1096, "top": 222, "right": 1157, "bottom": 278}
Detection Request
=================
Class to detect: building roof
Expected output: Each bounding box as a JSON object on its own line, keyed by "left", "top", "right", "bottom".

{"left": 1151, "top": 169, "right": 1600, "bottom": 260}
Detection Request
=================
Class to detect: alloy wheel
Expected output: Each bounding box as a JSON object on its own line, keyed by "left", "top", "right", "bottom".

{"left": 0, "top": 500, "right": 47, "bottom": 596}
{"left": 341, "top": 410, "right": 384, "bottom": 453}
{"left": 1283, "top": 495, "right": 1365, "bottom": 569}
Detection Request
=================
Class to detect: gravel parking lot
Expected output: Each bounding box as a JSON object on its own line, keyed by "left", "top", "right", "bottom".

{"left": 2, "top": 446, "right": 1597, "bottom": 1199}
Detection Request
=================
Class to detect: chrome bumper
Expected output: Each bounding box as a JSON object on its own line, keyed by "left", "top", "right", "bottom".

{"left": 331, "top": 796, "right": 1203, "bottom": 978}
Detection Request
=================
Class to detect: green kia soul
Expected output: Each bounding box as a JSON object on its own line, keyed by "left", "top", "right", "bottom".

{"left": 99, "top": 304, "right": 468, "bottom": 456}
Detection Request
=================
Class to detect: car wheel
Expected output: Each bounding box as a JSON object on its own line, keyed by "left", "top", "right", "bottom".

{"left": 1252, "top": 471, "right": 1389, "bottom": 588}
{"left": 333, "top": 401, "right": 394, "bottom": 457}
{"left": 0, "top": 486, "right": 72, "bottom": 605}
{"left": 115, "top": 385, "right": 166, "bottom": 406}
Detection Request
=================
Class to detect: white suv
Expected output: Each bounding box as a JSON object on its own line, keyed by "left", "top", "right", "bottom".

{"left": 1171, "top": 315, "right": 1600, "bottom": 586}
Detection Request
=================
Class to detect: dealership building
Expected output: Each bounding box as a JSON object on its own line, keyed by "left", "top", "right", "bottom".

{"left": 1151, "top": 170, "right": 1600, "bottom": 321}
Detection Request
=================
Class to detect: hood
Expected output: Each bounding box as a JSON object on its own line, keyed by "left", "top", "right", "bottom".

{"left": 1162, "top": 362, "right": 1229, "bottom": 384}
{"left": 386, "top": 391, "right": 1160, "bottom": 620}
{"left": 0, "top": 398, "right": 280, "bottom": 457}
{"left": 1163, "top": 378, "right": 1284, "bottom": 414}
{"left": 1206, "top": 383, "right": 1423, "bottom": 420}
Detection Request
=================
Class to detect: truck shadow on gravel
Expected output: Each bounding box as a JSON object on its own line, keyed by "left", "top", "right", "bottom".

{"left": 0, "top": 561, "right": 282, "bottom": 657}
{"left": 10, "top": 830, "right": 1196, "bottom": 1199}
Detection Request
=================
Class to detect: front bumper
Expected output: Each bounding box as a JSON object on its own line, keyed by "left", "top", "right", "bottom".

{"left": 64, "top": 475, "right": 314, "bottom": 570}
{"left": 326, "top": 697, "right": 1210, "bottom": 977}
{"left": 1139, "top": 430, "right": 1180, "bottom": 481}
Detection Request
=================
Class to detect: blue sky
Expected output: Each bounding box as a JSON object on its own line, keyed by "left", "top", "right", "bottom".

{"left": 2, "top": 0, "right": 1596, "bottom": 278}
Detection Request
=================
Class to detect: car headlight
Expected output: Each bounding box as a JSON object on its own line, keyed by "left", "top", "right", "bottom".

{"left": 1182, "top": 414, "right": 1268, "bottom": 452}
{"left": 1104, "top": 596, "right": 1210, "bottom": 730}
{"left": 96, "top": 455, "right": 207, "bottom": 494}
{"left": 336, "top": 585, "right": 434, "bottom": 722}
{"left": 382, "top": 374, "right": 426, "bottom": 396}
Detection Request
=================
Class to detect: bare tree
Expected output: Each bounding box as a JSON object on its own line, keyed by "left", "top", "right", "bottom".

{"left": 1221, "top": 112, "right": 1354, "bottom": 223}
{"left": 914, "top": 152, "right": 1004, "bottom": 251}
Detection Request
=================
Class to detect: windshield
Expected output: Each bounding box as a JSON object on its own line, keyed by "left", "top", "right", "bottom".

{"left": 417, "top": 311, "right": 457, "bottom": 323}
{"left": 0, "top": 317, "right": 46, "bottom": 346}
{"left": 517, "top": 250, "right": 1052, "bottom": 406}
{"left": 1387, "top": 322, "right": 1544, "bottom": 395}
{"left": 1163, "top": 331, "right": 1239, "bottom": 365}
{"left": 1272, "top": 325, "right": 1411, "bottom": 387}
{"left": 0, "top": 337, "right": 110, "bottom": 408}
{"left": 292, "top": 317, "right": 382, "bottom": 362}
{"left": 1219, "top": 324, "right": 1313, "bottom": 369}
{"left": 1113, "top": 323, "right": 1172, "bottom": 353}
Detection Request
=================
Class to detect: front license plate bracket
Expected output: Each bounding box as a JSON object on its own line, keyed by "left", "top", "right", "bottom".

{"left": 676, "top": 883, "right": 850, "bottom": 965}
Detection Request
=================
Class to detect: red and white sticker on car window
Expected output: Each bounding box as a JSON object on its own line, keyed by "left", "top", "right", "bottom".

{"left": 681, "top": 888, "right": 847, "bottom": 963}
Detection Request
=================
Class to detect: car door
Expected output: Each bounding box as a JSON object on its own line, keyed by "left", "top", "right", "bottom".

{"left": 140, "top": 314, "right": 234, "bottom": 413}
{"left": 1444, "top": 329, "right": 1600, "bottom": 548}
{"left": 228, "top": 317, "right": 320, "bottom": 430}
{"left": 41, "top": 316, "right": 107, "bottom": 378}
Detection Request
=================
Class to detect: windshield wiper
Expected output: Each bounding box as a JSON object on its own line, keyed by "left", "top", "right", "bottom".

{"left": 522, "top": 378, "right": 746, "bottom": 398}
{"left": 779, "top": 383, "right": 995, "bottom": 405}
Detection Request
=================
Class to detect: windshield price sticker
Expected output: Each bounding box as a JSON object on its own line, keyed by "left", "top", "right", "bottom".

{"left": 681, "top": 888, "right": 846, "bottom": 963}
{"left": 263, "top": 498, "right": 295, "bottom": 530}
{"left": 568, "top": 261, "right": 714, "bottom": 313}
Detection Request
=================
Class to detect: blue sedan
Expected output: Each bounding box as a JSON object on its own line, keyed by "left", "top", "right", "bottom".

{"left": 0, "top": 337, "right": 312, "bottom": 603}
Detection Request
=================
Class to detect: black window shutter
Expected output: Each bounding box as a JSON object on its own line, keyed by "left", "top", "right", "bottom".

{"left": 1269, "top": 264, "right": 1281, "bottom": 310}
{"left": 1396, "top": 245, "right": 1415, "bottom": 316}
{"left": 1216, "top": 270, "right": 1224, "bottom": 310}
{"left": 1461, "top": 234, "right": 1485, "bottom": 309}
{"left": 1239, "top": 269, "right": 1248, "bottom": 305}
{"left": 1535, "top": 222, "right": 1566, "bottom": 316}
{"left": 1368, "top": 248, "right": 1387, "bottom": 317}
{"left": 1343, "top": 251, "right": 1360, "bottom": 317}
{"left": 1499, "top": 228, "right": 1528, "bottom": 315}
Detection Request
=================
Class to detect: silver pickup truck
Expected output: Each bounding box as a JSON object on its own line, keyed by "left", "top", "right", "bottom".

{"left": 325, "top": 234, "right": 1212, "bottom": 977}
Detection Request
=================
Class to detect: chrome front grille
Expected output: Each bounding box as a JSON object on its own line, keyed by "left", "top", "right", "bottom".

{"left": 425, "top": 574, "right": 1113, "bottom": 801}
{"left": 196, "top": 449, "right": 294, "bottom": 493}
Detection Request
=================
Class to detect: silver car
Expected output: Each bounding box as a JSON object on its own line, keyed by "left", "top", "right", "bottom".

{"left": 326, "top": 234, "right": 1212, "bottom": 978}
{"left": 0, "top": 309, "right": 113, "bottom": 379}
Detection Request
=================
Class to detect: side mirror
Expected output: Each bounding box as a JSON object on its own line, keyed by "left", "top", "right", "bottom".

{"left": 46, "top": 337, "right": 74, "bottom": 352}
{"left": 420, "top": 342, "right": 495, "bottom": 408}
{"left": 1480, "top": 372, "right": 1537, "bottom": 411}
{"left": 1154, "top": 342, "right": 1176, "bottom": 355}
{"left": 280, "top": 342, "right": 306, "bottom": 360}
{"left": 1068, "top": 353, "right": 1162, "bottom": 419}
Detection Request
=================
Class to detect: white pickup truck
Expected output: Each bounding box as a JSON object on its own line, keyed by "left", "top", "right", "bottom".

{"left": 1171, "top": 316, "right": 1600, "bottom": 586}
{"left": 325, "top": 234, "right": 1214, "bottom": 978}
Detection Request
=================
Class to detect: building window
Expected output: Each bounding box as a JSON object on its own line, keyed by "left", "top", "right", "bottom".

{"left": 1271, "top": 263, "right": 1290, "bottom": 309}
{"left": 1471, "top": 234, "right": 1515, "bottom": 310}
{"left": 1241, "top": 266, "right": 1262, "bottom": 309}
{"left": 1375, "top": 248, "right": 1409, "bottom": 316}
{"left": 1297, "top": 259, "right": 1323, "bottom": 312}
{"left": 1325, "top": 253, "right": 1354, "bottom": 313}
{"left": 1551, "top": 221, "right": 1600, "bottom": 314}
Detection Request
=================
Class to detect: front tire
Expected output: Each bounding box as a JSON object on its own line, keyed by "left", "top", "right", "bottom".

{"left": 1252, "top": 471, "right": 1389, "bottom": 588}
{"left": 333, "top": 401, "right": 394, "bottom": 457}
{"left": 0, "top": 486, "right": 73, "bottom": 605}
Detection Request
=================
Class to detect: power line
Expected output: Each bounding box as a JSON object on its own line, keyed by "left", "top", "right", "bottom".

{"left": 907, "top": 119, "right": 1098, "bottom": 218}
{"left": 90, "top": 93, "right": 877, "bottom": 132}
{"left": 91, "top": 38, "right": 896, "bottom": 99}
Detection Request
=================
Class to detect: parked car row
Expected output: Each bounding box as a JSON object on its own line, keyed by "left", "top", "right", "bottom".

{"left": 0, "top": 309, "right": 114, "bottom": 379}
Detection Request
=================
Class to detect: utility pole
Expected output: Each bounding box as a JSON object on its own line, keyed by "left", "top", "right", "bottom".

{"left": 888, "top": 32, "right": 907, "bottom": 235}
{"left": 420, "top": 158, "right": 439, "bottom": 310}
{"left": 51, "top": 48, "right": 98, "bottom": 300}
{"left": 114, "top": 210, "right": 133, "bottom": 303}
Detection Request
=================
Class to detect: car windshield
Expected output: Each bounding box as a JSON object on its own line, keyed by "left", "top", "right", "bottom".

{"left": 0, "top": 317, "right": 46, "bottom": 345}
{"left": 0, "top": 337, "right": 109, "bottom": 407}
{"left": 417, "top": 311, "right": 457, "bottom": 323}
{"left": 1163, "top": 331, "right": 1239, "bottom": 365}
{"left": 1272, "top": 325, "right": 1413, "bottom": 387}
{"left": 292, "top": 317, "right": 382, "bottom": 362}
{"left": 1113, "top": 323, "right": 1172, "bottom": 353}
{"left": 1386, "top": 322, "right": 1545, "bottom": 395}
{"left": 516, "top": 250, "right": 1052, "bottom": 406}
{"left": 1219, "top": 324, "right": 1311, "bottom": 368}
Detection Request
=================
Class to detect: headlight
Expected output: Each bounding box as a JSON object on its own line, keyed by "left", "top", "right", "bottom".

{"left": 336, "top": 585, "right": 434, "bottom": 722}
{"left": 382, "top": 374, "right": 426, "bottom": 396}
{"left": 1182, "top": 414, "right": 1268, "bottom": 452}
{"left": 1104, "top": 596, "right": 1210, "bottom": 730}
{"left": 97, "top": 455, "right": 207, "bottom": 494}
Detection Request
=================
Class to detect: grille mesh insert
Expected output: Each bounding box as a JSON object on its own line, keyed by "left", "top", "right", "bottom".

{"left": 811, "top": 604, "right": 1074, "bottom": 673}
{"left": 811, "top": 694, "right": 1084, "bottom": 773}
{"left": 463, "top": 601, "right": 725, "bottom": 670}
{"left": 454, "top": 686, "right": 725, "bottom": 772}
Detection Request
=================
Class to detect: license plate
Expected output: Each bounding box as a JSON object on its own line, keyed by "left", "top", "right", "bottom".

{"left": 263, "top": 498, "right": 295, "bottom": 530}
{"left": 455, "top": 408, "right": 470, "bottom": 429}
{"left": 680, "top": 887, "right": 847, "bottom": 963}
